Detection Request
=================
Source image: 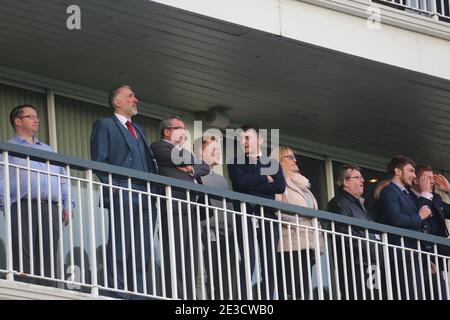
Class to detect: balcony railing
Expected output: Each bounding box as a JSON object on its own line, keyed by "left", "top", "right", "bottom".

{"left": 1, "top": 141, "right": 449, "bottom": 300}
{"left": 374, "top": 0, "right": 450, "bottom": 20}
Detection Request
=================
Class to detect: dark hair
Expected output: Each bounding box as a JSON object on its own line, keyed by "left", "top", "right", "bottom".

{"left": 386, "top": 155, "right": 416, "bottom": 178}
{"left": 336, "top": 164, "right": 362, "bottom": 188}
{"left": 240, "top": 123, "right": 260, "bottom": 135}
{"left": 9, "top": 104, "right": 37, "bottom": 129}
{"left": 108, "top": 85, "right": 131, "bottom": 109}
{"left": 416, "top": 164, "right": 433, "bottom": 177}
{"left": 159, "top": 115, "right": 183, "bottom": 138}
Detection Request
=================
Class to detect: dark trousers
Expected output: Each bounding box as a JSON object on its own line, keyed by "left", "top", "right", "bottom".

{"left": 236, "top": 212, "right": 280, "bottom": 300}
{"left": 105, "top": 190, "right": 155, "bottom": 297}
{"left": 201, "top": 227, "right": 238, "bottom": 299}
{"left": 11, "top": 199, "right": 60, "bottom": 287}
{"left": 277, "top": 250, "right": 316, "bottom": 300}
{"left": 160, "top": 200, "right": 199, "bottom": 299}
{"left": 423, "top": 255, "right": 448, "bottom": 300}
{"left": 389, "top": 248, "right": 423, "bottom": 300}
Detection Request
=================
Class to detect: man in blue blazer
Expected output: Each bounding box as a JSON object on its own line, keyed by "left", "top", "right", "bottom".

{"left": 377, "top": 155, "right": 431, "bottom": 300}
{"left": 90, "top": 85, "right": 158, "bottom": 298}
{"left": 227, "top": 123, "right": 285, "bottom": 299}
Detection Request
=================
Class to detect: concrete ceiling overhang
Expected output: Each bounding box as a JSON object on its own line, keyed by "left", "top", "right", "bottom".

{"left": 1, "top": 0, "right": 450, "bottom": 169}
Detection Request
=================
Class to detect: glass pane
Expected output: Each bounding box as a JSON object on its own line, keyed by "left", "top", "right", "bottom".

{"left": 294, "top": 154, "right": 327, "bottom": 210}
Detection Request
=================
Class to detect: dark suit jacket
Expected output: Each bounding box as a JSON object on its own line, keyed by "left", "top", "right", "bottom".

{"left": 377, "top": 182, "right": 423, "bottom": 248}
{"left": 227, "top": 155, "right": 285, "bottom": 218}
{"left": 327, "top": 189, "right": 380, "bottom": 266}
{"left": 409, "top": 190, "right": 450, "bottom": 251}
{"left": 150, "top": 139, "right": 210, "bottom": 201}
{"left": 150, "top": 139, "right": 209, "bottom": 181}
{"left": 90, "top": 115, "right": 158, "bottom": 205}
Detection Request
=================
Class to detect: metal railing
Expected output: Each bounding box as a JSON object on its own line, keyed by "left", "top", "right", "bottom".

{"left": 1, "top": 141, "right": 449, "bottom": 300}
{"left": 373, "top": 0, "right": 450, "bottom": 20}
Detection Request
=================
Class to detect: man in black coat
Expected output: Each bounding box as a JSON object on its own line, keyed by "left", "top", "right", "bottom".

{"left": 409, "top": 164, "right": 450, "bottom": 299}
{"left": 327, "top": 164, "right": 383, "bottom": 300}
{"left": 150, "top": 115, "right": 210, "bottom": 299}
{"left": 227, "top": 123, "right": 285, "bottom": 299}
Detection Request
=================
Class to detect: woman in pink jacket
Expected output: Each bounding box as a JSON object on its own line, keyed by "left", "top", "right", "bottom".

{"left": 271, "top": 146, "right": 324, "bottom": 300}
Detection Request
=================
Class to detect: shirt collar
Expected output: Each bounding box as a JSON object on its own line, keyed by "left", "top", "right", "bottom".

{"left": 391, "top": 180, "right": 407, "bottom": 193}
{"left": 410, "top": 188, "right": 421, "bottom": 198}
{"left": 114, "top": 113, "right": 131, "bottom": 126}
{"left": 341, "top": 189, "right": 365, "bottom": 204}
{"left": 12, "top": 134, "right": 41, "bottom": 146}
{"left": 162, "top": 139, "right": 183, "bottom": 150}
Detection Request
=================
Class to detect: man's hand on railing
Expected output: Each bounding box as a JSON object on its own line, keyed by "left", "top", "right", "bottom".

{"left": 62, "top": 209, "right": 73, "bottom": 226}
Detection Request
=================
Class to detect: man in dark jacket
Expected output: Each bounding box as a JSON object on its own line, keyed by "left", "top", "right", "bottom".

{"left": 150, "top": 115, "right": 209, "bottom": 299}
{"left": 327, "top": 164, "right": 383, "bottom": 300}
{"left": 409, "top": 164, "right": 450, "bottom": 299}
{"left": 377, "top": 155, "right": 432, "bottom": 300}
{"left": 227, "top": 123, "right": 285, "bottom": 299}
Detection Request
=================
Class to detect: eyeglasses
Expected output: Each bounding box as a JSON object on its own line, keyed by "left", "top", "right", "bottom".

{"left": 18, "top": 115, "right": 39, "bottom": 121}
{"left": 346, "top": 175, "right": 364, "bottom": 181}
{"left": 167, "top": 126, "right": 185, "bottom": 130}
{"left": 283, "top": 155, "right": 296, "bottom": 161}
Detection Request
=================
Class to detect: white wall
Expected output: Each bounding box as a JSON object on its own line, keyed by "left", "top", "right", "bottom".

{"left": 151, "top": 0, "right": 450, "bottom": 80}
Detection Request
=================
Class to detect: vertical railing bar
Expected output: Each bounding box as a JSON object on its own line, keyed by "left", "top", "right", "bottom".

{"left": 331, "top": 222, "right": 341, "bottom": 300}
{"left": 138, "top": 193, "right": 147, "bottom": 295}
{"left": 46, "top": 160, "right": 55, "bottom": 281}
{"left": 313, "top": 217, "right": 323, "bottom": 300}
{"left": 77, "top": 180, "right": 85, "bottom": 285}
{"left": 277, "top": 211, "right": 286, "bottom": 300}
{"left": 147, "top": 182, "right": 156, "bottom": 295}
{"left": 3, "top": 151, "right": 14, "bottom": 281}
{"left": 86, "top": 169, "right": 98, "bottom": 296}
{"left": 127, "top": 178, "right": 137, "bottom": 294}
{"left": 240, "top": 202, "right": 253, "bottom": 300}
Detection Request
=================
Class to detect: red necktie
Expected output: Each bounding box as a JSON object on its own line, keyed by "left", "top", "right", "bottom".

{"left": 125, "top": 120, "right": 137, "bottom": 140}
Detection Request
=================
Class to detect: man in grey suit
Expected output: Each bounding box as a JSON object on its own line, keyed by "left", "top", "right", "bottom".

{"left": 90, "top": 85, "right": 158, "bottom": 298}
{"left": 150, "top": 116, "right": 209, "bottom": 299}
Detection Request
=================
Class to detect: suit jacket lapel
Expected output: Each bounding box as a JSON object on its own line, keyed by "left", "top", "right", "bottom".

{"left": 113, "top": 115, "right": 135, "bottom": 151}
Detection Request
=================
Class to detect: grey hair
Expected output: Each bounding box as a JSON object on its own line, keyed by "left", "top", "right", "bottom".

{"left": 159, "top": 115, "right": 183, "bottom": 138}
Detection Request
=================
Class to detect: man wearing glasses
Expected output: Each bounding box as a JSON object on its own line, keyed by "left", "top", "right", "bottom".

{"left": 151, "top": 115, "right": 210, "bottom": 299}
{"left": 0, "top": 104, "right": 74, "bottom": 286}
{"left": 327, "top": 164, "right": 383, "bottom": 300}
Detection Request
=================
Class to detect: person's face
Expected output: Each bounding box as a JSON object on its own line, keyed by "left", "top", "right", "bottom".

{"left": 201, "top": 140, "right": 221, "bottom": 167}
{"left": 398, "top": 164, "right": 416, "bottom": 188}
{"left": 16, "top": 107, "right": 39, "bottom": 136}
{"left": 165, "top": 119, "right": 186, "bottom": 145}
{"left": 240, "top": 129, "right": 262, "bottom": 156}
{"left": 413, "top": 170, "right": 434, "bottom": 191}
{"left": 343, "top": 169, "right": 365, "bottom": 197}
{"left": 115, "top": 87, "right": 138, "bottom": 118}
{"left": 280, "top": 149, "right": 299, "bottom": 174}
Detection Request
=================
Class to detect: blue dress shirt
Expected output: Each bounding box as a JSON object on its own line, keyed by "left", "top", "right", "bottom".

{"left": 0, "top": 135, "right": 74, "bottom": 210}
